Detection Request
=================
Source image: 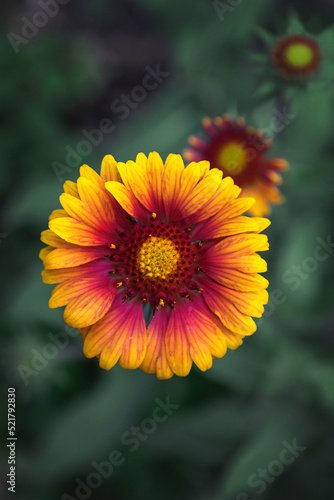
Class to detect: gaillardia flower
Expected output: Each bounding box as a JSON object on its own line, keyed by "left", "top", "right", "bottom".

{"left": 251, "top": 13, "right": 334, "bottom": 98}
{"left": 272, "top": 34, "right": 321, "bottom": 79}
{"left": 184, "top": 115, "right": 288, "bottom": 216}
{"left": 40, "top": 153, "right": 270, "bottom": 379}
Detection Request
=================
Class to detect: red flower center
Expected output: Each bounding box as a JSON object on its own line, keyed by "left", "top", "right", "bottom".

{"left": 108, "top": 221, "right": 201, "bottom": 309}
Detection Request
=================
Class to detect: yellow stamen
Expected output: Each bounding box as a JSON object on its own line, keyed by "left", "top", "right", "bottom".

{"left": 137, "top": 236, "right": 180, "bottom": 279}
{"left": 218, "top": 141, "right": 248, "bottom": 175}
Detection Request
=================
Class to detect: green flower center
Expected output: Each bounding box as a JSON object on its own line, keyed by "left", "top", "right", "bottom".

{"left": 284, "top": 43, "right": 314, "bottom": 68}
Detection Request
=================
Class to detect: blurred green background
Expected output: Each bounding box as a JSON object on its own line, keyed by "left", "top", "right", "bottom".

{"left": 1, "top": 0, "right": 334, "bottom": 499}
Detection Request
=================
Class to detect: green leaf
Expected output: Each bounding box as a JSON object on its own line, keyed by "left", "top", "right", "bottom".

{"left": 213, "top": 401, "right": 315, "bottom": 499}
{"left": 30, "top": 369, "right": 156, "bottom": 479}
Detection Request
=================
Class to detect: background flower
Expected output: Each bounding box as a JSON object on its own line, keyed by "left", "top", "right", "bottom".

{"left": 184, "top": 115, "right": 288, "bottom": 216}
{"left": 250, "top": 11, "right": 334, "bottom": 100}
{"left": 272, "top": 34, "right": 322, "bottom": 79}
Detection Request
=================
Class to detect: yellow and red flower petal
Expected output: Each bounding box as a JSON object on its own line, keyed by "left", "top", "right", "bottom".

{"left": 177, "top": 160, "right": 209, "bottom": 204}
{"left": 117, "top": 159, "right": 156, "bottom": 214}
{"left": 205, "top": 267, "right": 268, "bottom": 292}
{"left": 239, "top": 185, "right": 270, "bottom": 217}
{"left": 210, "top": 252, "right": 267, "bottom": 274}
{"left": 79, "top": 326, "right": 91, "bottom": 342}
{"left": 43, "top": 245, "right": 109, "bottom": 269}
{"left": 217, "top": 197, "right": 256, "bottom": 220}
{"left": 80, "top": 164, "right": 104, "bottom": 186}
{"left": 236, "top": 254, "right": 267, "bottom": 273}
{"left": 192, "top": 198, "right": 256, "bottom": 240}
{"left": 165, "top": 304, "right": 192, "bottom": 376}
{"left": 49, "top": 217, "right": 112, "bottom": 246}
{"left": 49, "top": 209, "right": 68, "bottom": 221}
{"left": 198, "top": 276, "right": 268, "bottom": 318}
{"left": 252, "top": 217, "right": 271, "bottom": 233}
{"left": 118, "top": 310, "right": 147, "bottom": 370}
{"left": 266, "top": 158, "right": 289, "bottom": 172}
{"left": 140, "top": 307, "right": 173, "bottom": 379}
{"left": 244, "top": 182, "right": 285, "bottom": 216}
{"left": 49, "top": 276, "right": 114, "bottom": 308}
{"left": 263, "top": 170, "right": 283, "bottom": 185}
{"left": 193, "top": 296, "right": 244, "bottom": 350}
{"left": 200, "top": 279, "right": 257, "bottom": 335}
{"left": 117, "top": 152, "right": 166, "bottom": 217}
{"left": 100, "top": 154, "right": 122, "bottom": 183}
{"left": 62, "top": 279, "right": 117, "bottom": 328}
{"left": 200, "top": 237, "right": 268, "bottom": 275}
{"left": 162, "top": 154, "right": 185, "bottom": 222}
{"left": 79, "top": 161, "right": 131, "bottom": 230}
{"left": 187, "top": 176, "right": 241, "bottom": 225}
{"left": 177, "top": 168, "right": 222, "bottom": 221}
{"left": 259, "top": 182, "right": 285, "bottom": 204}
{"left": 63, "top": 180, "right": 80, "bottom": 199}
{"left": 183, "top": 149, "right": 202, "bottom": 162}
{"left": 163, "top": 157, "right": 221, "bottom": 223}
{"left": 39, "top": 246, "right": 54, "bottom": 262}
{"left": 84, "top": 299, "right": 146, "bottom": 370}
{"left": 42, "top": 259, "right": 111, "bottom": 284}
{"left": 166, "top": 300, "right": 228, "bottom": 374}
{"left": 222, "top": 329, "right": 244, "bottom": 350}
{"left": 146, "top": 152, "right": 166, "bottom": 217}
{"left": 193, "top": 214, "right": 264, "bottom": 241}
{"left": 105, "top": 181, "right": 150, "bottom": 223}
{"left": 41, "top": 229, "right": 73, "bottom": 248}
{"left": 59, "top": 193, "right": 114, "bottom": 238}
{"left": 135, "top": 152, "right": 148, "bottom": 168}
{"left": 84, "top": 301, "right": 129, "bottom": 364}
{"left": 77, "top": 177, "right": 116, "bottom": 233}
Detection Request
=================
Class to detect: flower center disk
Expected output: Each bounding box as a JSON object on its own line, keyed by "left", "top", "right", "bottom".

{"left": 109, "top": 221, "right": 200, "bottom": 308}
{"left": 137, "top": 237, "right": 180, "bottom": 279}
{"left": 218, "top": 141, "right": 248, "bottom": 175}
{"left": 284, "top": 43, "right": 314, "bottom": 68}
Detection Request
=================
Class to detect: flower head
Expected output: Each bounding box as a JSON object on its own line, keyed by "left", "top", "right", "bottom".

{"left": 251, "top": 13, "right": 334, "bottom": 99}
{"left": 40, "top": 153, "right": 270, "bottom": 379}
{"left": 184, "top": 115, "right": 288, "bottom": 216}
{"left": 272, "top": 34, "right": 321, "bottom": 79}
